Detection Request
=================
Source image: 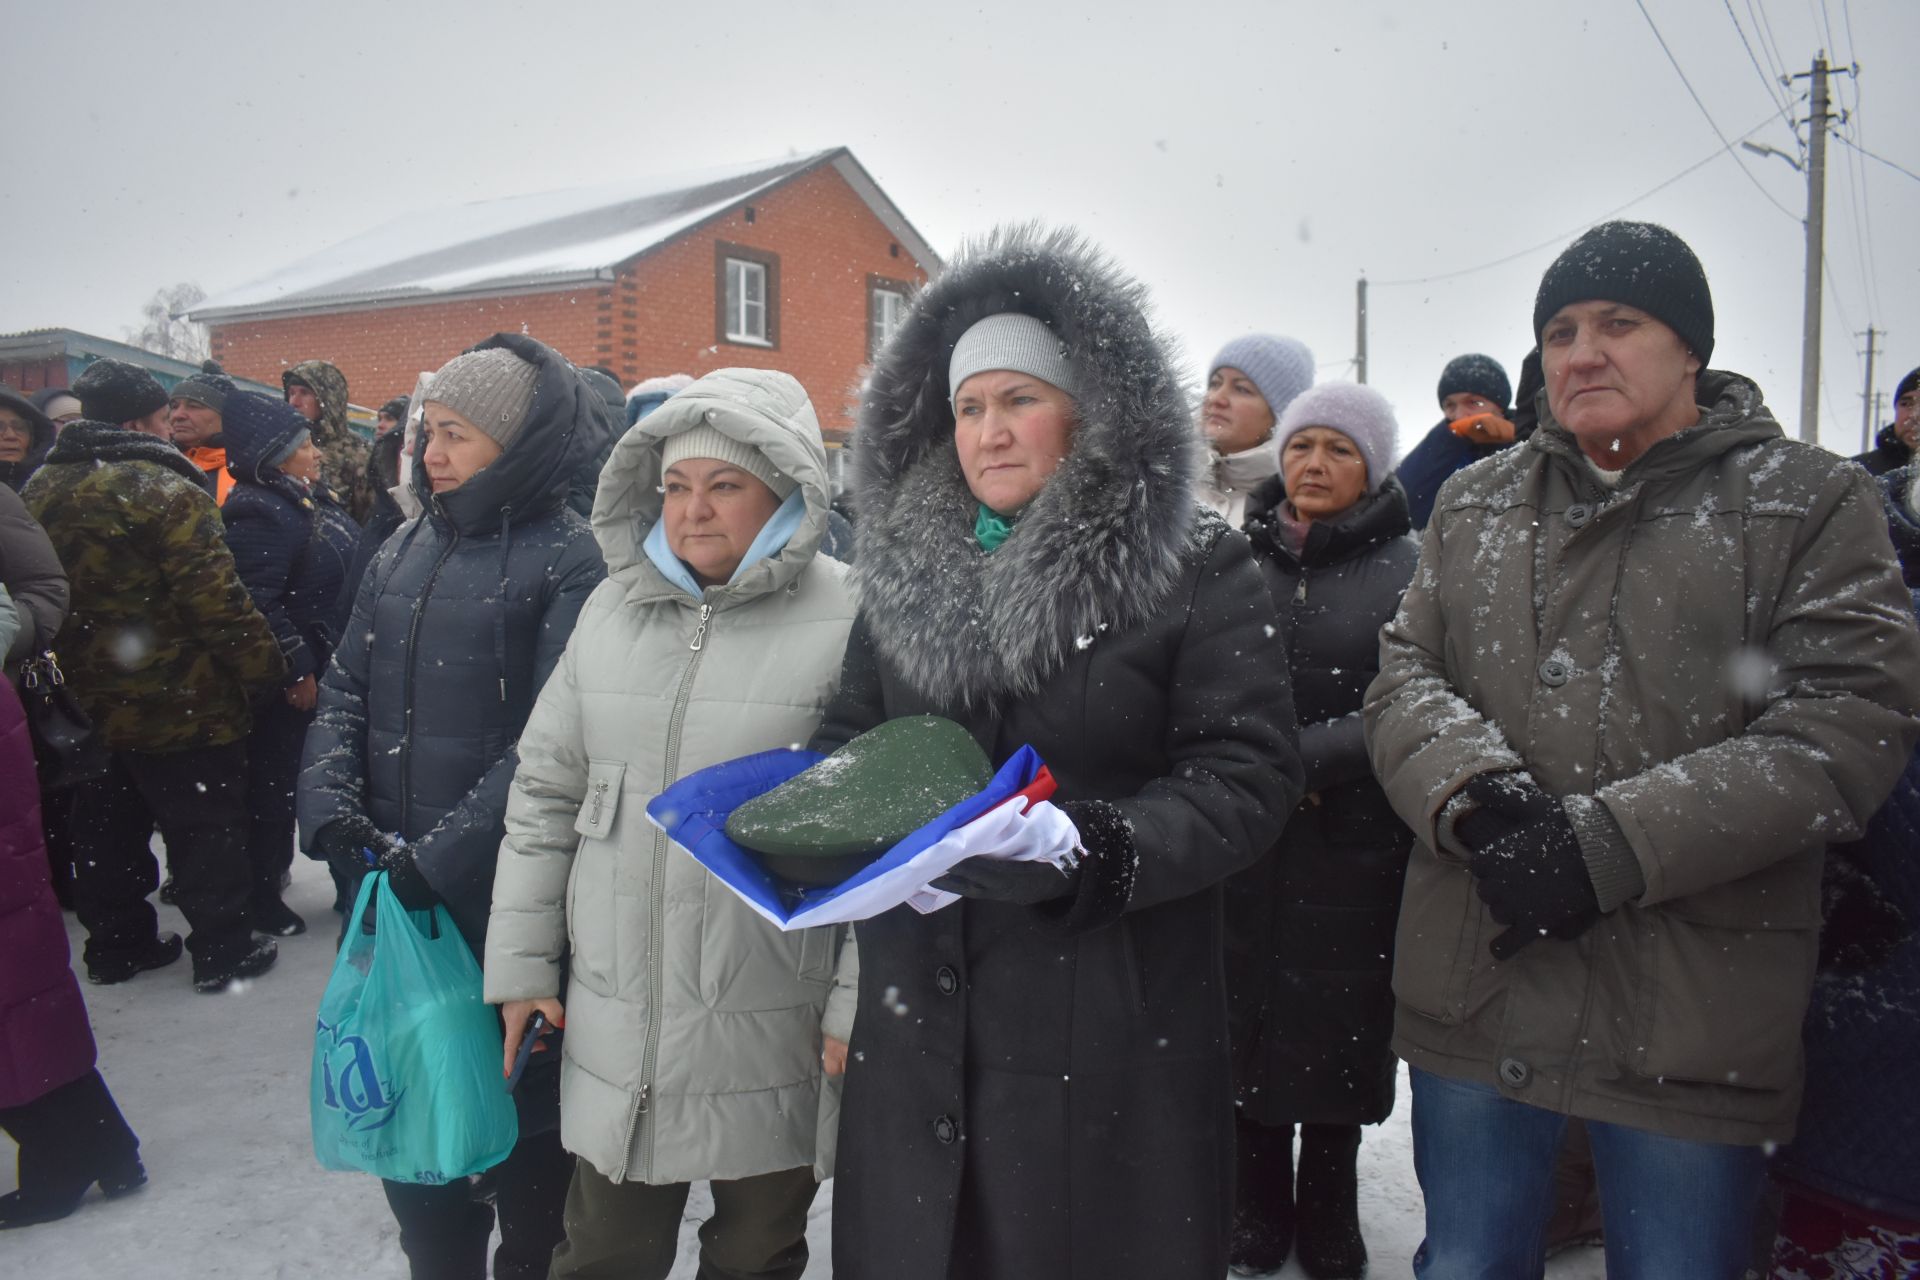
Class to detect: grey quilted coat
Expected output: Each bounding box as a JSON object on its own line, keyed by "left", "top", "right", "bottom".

{"left": 484, "top": 368, "right": 857, "bottom": 1185}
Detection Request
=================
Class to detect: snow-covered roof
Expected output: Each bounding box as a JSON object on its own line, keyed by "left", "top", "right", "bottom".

{"left": 189, "top": 148, "right": 938, "bottom": 323}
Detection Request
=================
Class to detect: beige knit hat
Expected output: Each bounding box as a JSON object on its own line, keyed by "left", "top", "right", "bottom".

{"left": 425, "top": 348, "right": 539, "bottom": 450}
{"left": 660, "top": 423, "right": 797, "bottom": 499}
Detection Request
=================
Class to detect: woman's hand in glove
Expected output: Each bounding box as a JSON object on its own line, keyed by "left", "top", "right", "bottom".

{"left": 931, "top": 855, "right": 1080, "bottom": 905}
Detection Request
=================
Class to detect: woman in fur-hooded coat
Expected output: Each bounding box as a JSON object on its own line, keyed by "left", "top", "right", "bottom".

{"left": 812, "top": 226, "right": 1303, "bottom": 1279}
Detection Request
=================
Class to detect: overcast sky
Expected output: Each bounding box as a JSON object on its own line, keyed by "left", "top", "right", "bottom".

{"left": 5, "top": 0, "right": 1916, "bottom": 456}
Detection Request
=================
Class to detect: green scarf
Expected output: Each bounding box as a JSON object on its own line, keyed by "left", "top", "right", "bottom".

{"left": 974, "top": 503, "right": 1015, "bottom": 553}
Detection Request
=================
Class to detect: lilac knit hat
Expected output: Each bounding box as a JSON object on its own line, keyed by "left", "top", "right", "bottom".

{"left": 1208, "top": 335, "right": 1316, "bottom": 423}
{"left": 1274, "top": 382, "right": 1399, "bottom": 491}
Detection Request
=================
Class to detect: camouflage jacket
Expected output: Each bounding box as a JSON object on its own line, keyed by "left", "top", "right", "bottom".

{"left": 22, "top": 422, "right": 286, "bottom": 751}
{"left": 284, "top": 360, "right": 375, "bottom": 525}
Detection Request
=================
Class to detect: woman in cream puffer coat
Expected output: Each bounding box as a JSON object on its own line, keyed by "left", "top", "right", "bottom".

{"left": 484, "top": 367, "right": 857, "bottom": 1280}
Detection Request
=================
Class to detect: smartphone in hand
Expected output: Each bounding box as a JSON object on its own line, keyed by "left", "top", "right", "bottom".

{"left": 506, "top": 1011, "right": 548, "bottom": 1093}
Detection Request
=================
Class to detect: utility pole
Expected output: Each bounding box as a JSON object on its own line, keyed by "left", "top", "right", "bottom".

{"left": 1859, "top": 326, "right": 1882, "bottom": 452}
{"left": 1790, "top": 53, "right": 1850, "bottom": 446}
{"left": 1355, "top": 276, "right": 1368, "bottom": 385}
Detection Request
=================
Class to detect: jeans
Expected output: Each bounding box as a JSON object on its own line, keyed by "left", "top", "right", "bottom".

{"left": 1408, "top": 1066, "right": 1766, "bottom": 1280}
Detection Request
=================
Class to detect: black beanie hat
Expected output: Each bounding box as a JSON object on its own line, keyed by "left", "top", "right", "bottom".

{"left": 1896, "top": 367, "right": 1920, "bottom": 404}
{"left": 1533, "top": 220, "right": 1714, "bottom": 364}
{"left": 378, "top": 395, "right": 410, "bottom": 422}
{"left": 72, "top": 359, "right": 169, "bottom": 425}
{"left": 1437, "top": 353, "right": 1512, "bottom": 411}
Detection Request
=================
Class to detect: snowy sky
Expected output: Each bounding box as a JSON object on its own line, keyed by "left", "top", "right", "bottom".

{"left": 4, "top": 0, "right": 1917, "bottom": 457}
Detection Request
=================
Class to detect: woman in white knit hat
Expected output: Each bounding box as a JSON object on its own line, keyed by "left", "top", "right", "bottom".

{"left": 484, "top": 367, "right": 858, "bottom": 1279}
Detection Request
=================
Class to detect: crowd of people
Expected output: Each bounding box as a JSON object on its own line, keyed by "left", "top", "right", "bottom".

{"left": 2, "top": 218, "right": 1919, "bottom": 1280}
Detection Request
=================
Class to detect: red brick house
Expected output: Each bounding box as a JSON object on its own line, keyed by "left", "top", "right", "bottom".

{"left": 189, "top": 148, "right": 939, "bottom": 439}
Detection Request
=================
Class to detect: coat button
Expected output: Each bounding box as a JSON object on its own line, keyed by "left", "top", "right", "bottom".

{"left": 1566, "top": 503, "right": 1593, "bottom": 528}
{"left": 1499, "top": 1057, "right": 1532, "bottom": 1088}
{"left": 934, "top": 1115, "right": 959, "bottom": 1144}
{"left": 935, "top": 966, "right": 959, "bottom": 996}
{"left": 1538, "top": 659, "right": 1569, "bottom": 687}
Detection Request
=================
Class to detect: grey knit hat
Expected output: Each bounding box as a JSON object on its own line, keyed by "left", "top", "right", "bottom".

{"left": 171, "top": 369, "right": 236, "bottom": 415}
{"left": 425, "top": 348, "right": 540, "bottom": 450}
{"left": 265, "top": 427, "right": 311, "bottom": 469}
{"left": 948, "top": 313, "right": 1076, "bottom": 406}
{"left": 660, "top": 423, "right": 798, "bottom": 500}
{"left": 1275, "top": 382, "right": 1399, "bottom": 492}
{"left": 1208, "top": 334, "right": 1316, "bottom": 423}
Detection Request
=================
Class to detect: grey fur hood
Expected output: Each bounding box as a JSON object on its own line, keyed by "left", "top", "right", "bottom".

{"left": 851, "top": 225, "right": 1204, "bottom": 708}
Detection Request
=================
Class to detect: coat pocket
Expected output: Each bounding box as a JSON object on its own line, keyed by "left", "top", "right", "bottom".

{"left": 1390, "top": 848, "right": 1478, "bottom": 1025}
{"left": 1631, "top": 867, "right": 1821, "bottom": 1091}
{"left": 572, "top": 759, "right": 627, "bottom": 840}
{"left": 698, "top": 878, "right": 832, "bottom": 1012}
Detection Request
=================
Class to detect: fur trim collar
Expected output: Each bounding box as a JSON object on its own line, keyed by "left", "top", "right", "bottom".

{"left": 851, "top": 225, "right": 1204, "bottom": 709}
{"left": 44, "top": 420, "right": 214, "bottom": 490}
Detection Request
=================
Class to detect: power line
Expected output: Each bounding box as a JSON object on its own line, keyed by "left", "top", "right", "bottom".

{"left": 1721, "top": 0, "right": 1795, "bottom": 121}
{"left": 1373, "top": 114, "right": 1782, "bottom": 288}
{"left": 1633, "top": 0, "right": 1802, "bottom": 221}
{"left": 1836, "top": 135, "right": 1920, "bottom": 186}
{"left": 1748, "top": 0, "right": 1794, "bottom": 90}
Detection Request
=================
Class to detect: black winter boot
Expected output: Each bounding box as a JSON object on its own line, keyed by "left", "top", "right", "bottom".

{"left": 85, "top": 932, "right": 184, "bottom": 985}
{"left": 1295, "top": 1123, "right": 1367, "bottom": 1279}
{"left": 192, "top": 936, "right": 278, "bottom": 993}
{"left": 1229, "top": 1118, "right": 1294, "bottom": 1275}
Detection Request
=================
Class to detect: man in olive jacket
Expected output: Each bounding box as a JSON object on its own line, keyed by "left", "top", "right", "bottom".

{"left": 1364, "top": 222, "right": 1920, "bottom": 1278}
{"left": 24, "top": 360, "right": 288, "bottom": 993}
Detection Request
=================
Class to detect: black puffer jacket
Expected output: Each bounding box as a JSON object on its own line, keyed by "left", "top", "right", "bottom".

{"left": 815, "top": 227, "right": 1302, "bottom": 1280}
{"left": 1229, "top": 478, "right": 1419, "bottom": 1125}
{"left": 298, "top": 334, "right": 607, "bottom": 950}
{"left": 220, "top": 394, "right": 360, "bottom": 684}
{"left": 1853, "top": 421, "right": 1914, "bottom": 477}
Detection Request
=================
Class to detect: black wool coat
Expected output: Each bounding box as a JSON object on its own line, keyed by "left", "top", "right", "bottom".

{"left": 817, "top": 227, "right": 1302, "bottom": 1280}
{"left": 1229, "top": 479, "right": 1419, "bottom": 1127}
{"left": 298, "top": 334, "right": 606, "bottom": 952}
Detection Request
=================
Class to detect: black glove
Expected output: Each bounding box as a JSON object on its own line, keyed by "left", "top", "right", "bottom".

{"left": 313, "top": 816, "right": 403, "bottom": 883}
{"left": 1468, "top": 805, "right": 1601, "bottom": 960}
{"left": 378, "top": 844, "right": 439, "bottom": 913}
{"left": 931, "top": 855, "right": 1080, "bottom": 906}
{"left": 1454, "top": 772, "right": 1562, "bottom": 852}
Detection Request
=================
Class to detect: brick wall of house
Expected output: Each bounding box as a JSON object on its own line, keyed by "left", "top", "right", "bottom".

{"left": 208, "top": 163, "right": 931, "bottom": 437}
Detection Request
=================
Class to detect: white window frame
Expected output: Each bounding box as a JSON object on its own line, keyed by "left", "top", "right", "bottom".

{"left": 725, "top": 258, "right": 769, "bottom": 345}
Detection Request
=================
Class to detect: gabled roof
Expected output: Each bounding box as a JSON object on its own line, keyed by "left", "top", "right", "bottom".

{"left": 189, "top": 148, "right": 940, "bottom": 323}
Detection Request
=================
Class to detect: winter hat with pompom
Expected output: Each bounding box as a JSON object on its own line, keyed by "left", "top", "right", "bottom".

{"left": 1208, "top": 334, "right": 1316, "bottom": 425}
{"left": 1533, "top": 220, "right": 1714, "bottom": 364}
{"left": 1436, "top": 353, "right": 1511, "bottom": 411}
{"left": 1274, "top": 382, "right": 1399, "bottom": 492}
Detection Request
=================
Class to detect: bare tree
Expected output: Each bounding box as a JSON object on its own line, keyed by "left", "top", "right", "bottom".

{"left": 127, "top": 282, "right": 211, "bottom": 363}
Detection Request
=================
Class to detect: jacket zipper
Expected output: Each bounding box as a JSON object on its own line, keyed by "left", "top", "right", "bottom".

{"left": 397, "top": 527, "right": 461, "bottom": 834}
{"left": 625, "top": 601, "right": 715, "bottom": 1181}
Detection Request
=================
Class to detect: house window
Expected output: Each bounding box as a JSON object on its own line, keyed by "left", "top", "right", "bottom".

{"left": 868, "top": 275, "right": 915, "bottom": 357}
{"left": 715, "top": 243, "right": 779, "bottom": 348}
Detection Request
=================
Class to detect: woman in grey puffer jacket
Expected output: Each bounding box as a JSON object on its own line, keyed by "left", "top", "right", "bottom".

{"left": 485, "top": 367, "right": 857, "bottom": 1280}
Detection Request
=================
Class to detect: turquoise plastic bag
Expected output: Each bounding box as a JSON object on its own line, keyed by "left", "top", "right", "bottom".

{"left": 310, "top": 872, "right": 518, "bottom": 1184}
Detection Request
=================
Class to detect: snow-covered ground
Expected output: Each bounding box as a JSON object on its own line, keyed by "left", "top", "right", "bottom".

{"left": 4, "top": 855, "right": 1606, "bottom": 1278}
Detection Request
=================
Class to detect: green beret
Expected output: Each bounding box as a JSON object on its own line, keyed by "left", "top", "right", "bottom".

{"left": 728, "top": 716, "right": 992, "bottom": 887}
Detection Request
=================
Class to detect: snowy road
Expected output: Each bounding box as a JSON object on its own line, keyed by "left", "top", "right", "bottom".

{"left": 4, "top": 855, "right": 1606, "bottom": 1278}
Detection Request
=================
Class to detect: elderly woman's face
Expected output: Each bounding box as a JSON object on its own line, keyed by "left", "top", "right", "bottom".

{"left": 953, "top": 371, "right": 1076, "bottom": 516}
{"left": 663, "top": 457, "right": 783, "bottom": 586}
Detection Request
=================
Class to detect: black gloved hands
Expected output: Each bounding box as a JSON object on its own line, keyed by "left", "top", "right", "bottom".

{"left": 1468, "top": 799, "right": 1601, "bottom": 960}
{"left": 314, "top": 815, "right": 404, "bottom": 882}
{"left": 931, "top": 855, "right": 1080, "bottom": 906}
{"left": 1454, "top": 772, "right": 1562, "bottom": 852}
{"left": 377, "top": 843, "right": 438, "bottom": 913}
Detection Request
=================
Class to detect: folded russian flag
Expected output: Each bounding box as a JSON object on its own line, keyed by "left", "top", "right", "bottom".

{"left": 645, "top": 745, "right": 1075, "bottom": 931}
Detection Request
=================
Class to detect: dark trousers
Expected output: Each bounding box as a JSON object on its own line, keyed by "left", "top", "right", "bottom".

{"left": 0, "top": 1069, "right": 141, "bottom": 1197}
{"left": 243, "top": 698, "right": 311, "bottom": 904}
{"left": 39, "top": 784, "right": 76, "bottom": 909}
{"left": 548, "top": 1161, "right": 817, "bottom": 1280}
{"left": 70, "top": 740, "right": 253, "bottom": 971}
{"left": 382, "top": 1127, "right": 573, "bottom": 1280}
